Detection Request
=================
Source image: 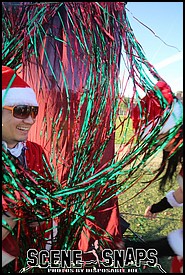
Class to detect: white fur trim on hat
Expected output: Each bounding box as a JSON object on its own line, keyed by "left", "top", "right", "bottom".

{"left": 2, "top": 87, "right": 38, "bottom": 107}
{"left": 140, "top": 99, "right": 183, "bottom": 139}
{"left": 166, "top": 190, "right": 183, "bottom": 208}
{"left": 167, "top": 228, "right": 183, "bottom": 257}
{"left": 159, "top": 99, "right": 183, "bottom": 134}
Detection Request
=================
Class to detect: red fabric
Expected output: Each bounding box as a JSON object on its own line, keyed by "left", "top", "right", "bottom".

{"left": 154, "top": 81, "right": 174, "bottom": 105}
{"left": 78, "top": 137, "right": 122, "bottom": 253}
{"left": 170, "top": 256, "right": 183, "bottom": 273}
{"left": 7, "top": 2, "right": 123, "bottom": 254}
{"left": 24, "top": 4, "right": 123, "bottom": 253}
{"left": 25, "top": 140, "right": 52, "bottom": 177}
{"left": 25, "top": 140, "right": 53, "bottom": 246}
{"left": 2, "top": 66, "right": 31, "bottom": 90}
{"left": 79, "top": 196, "right": 122, "bottom": 253}
{"left": 2, "top": 234, "right": 20, "bottom": 257}
{"left": 2, "top": 141, "right": 52, "bottom": 259}
{"left": 131, "top": 81, "right": 174, "bottom": 132}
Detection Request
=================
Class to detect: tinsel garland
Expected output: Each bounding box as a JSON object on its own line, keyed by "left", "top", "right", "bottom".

{"left": 2, "top": 2, "right": 183, "bottom": 272}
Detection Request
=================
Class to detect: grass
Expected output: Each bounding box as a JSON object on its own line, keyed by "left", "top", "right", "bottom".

{"left": 115, "top": 116, "right": 182, "bottom": 273}
{"left": 118, "top": 179, "right": 182, "bottom": 273}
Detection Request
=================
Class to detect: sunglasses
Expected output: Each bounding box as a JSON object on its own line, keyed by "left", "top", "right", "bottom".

{"left": 3, "top": 105, "right": 39, "bottom": 119}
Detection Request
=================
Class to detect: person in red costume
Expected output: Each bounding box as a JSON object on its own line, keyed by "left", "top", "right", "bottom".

{"left": 125, "top": 81, "right": 183, "bottom": 273}
{"left": 2, "top": 66, "right": 56, "bottom": 272}
{"left": 12, "top": 3, "right": 125, "bottom": 257}
{"left": 144, "top": 166, "right": 183, "bottom": 273}
{"left": 143, "top": 134, "right": 183, "bottom": 273}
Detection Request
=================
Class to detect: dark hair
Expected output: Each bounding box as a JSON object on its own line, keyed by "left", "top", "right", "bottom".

{"left": 155, "top": 125, "right": 183, "bottom": 193}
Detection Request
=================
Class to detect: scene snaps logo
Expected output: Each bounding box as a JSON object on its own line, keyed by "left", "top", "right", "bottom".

{"left": 19, "top": 241, "right": 166, "bottom": 273}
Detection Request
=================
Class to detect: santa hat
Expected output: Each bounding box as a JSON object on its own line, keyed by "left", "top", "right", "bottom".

{"left": 131, "top": 81, "right": 183, "bottom": 138}
{"left": 2, "top": 66, "right": 38, "bottom": 107}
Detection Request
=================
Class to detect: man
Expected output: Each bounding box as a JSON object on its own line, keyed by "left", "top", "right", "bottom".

{"left": 2, "top": 66, "right": 55, "bottom": 271}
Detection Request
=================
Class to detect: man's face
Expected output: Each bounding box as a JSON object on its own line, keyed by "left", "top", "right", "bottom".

{"left": 2, "top": 107, "right": 36, "bottom": 148}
